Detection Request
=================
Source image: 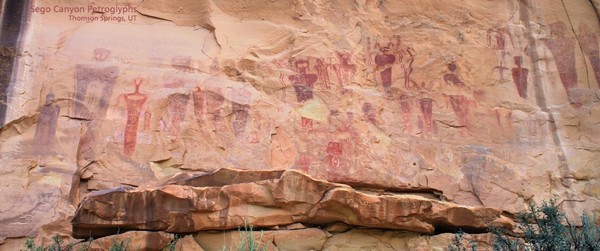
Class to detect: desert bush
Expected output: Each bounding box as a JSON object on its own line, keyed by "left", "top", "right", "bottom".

{"left": 450, "top": 198, "right": 600, "bottom": 251}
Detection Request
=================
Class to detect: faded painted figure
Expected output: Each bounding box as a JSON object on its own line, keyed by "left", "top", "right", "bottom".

{"left": 362, "top": 102, "right": 378, "bottom": 125}
{"left": 231, "top": 88, "right": 252, "bottom": 137}
{"left": 399, "top": 95, "right": 413, "bottom": 133}
{"left": 314, "top": 58, "right": 331, "bottom": 89}
{"left": 447, "top": 95, "right": 473, "bottom": 131}
{"left": 192, "top": 86, "right": 204, "bottom": 122}
{"left": 289, "top": 59, "right": 318, "bottom": 129}
{"left": 325, "top": 141, "right": 343, "bottom": 169}
{"left": 579, "top": 24, "right": 600, "bottom": 89}
{"left": 332, "top": 51, "right": 357, "bottom": 86}
{"left": 512, "top": 56, "right": 529, "bottom": 98}
{"left": 73, "top": 66, "right": 119, "bottom": 119}
{"left": 123, "top": 78, "right": 148, "bottom": 156}
{"left": 162, "top": 93, "right": 190, "bottom": 134}
{"left": 34, "top": 93, "right": 60, "bottom": 151}
{"left": 73, "top": 48, "right": 116, "bottom": 119}
{"left": 543, "top": 21, "right": 578, "bottom": 96}
{"left": 205, "top": 88, "right": 225, "bottom": 124}
{"left": 74, "top": 51, "right": 119, "bottom": 163}
{"left": 419, "top": 98, "right": 435, "bottom": 136}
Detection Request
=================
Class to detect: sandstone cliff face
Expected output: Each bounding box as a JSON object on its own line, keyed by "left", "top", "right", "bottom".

{"left": 0, "top": 0, "right": 599, "bottom": 249}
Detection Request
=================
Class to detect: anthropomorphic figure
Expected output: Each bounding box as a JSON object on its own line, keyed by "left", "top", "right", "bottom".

{"left": 375, "top": 44, "right": 397, "bottom": 92}
{"left": 232, "top": 88, "right": 252, "bottom": 137}
{"left": 511, "top": 56, "right": 529, "bottom": 98}
{"left": 400, "top": 47, "right": 415, "bottom": 88}
{"left": 34, "top": 93, "right": 60, "bottom": 148}
{"left": 332, "top": 51, "right": 357, "bottom": 86}
{"left": 314, "top": 58, "right": 331, "bottom": 89}
{"left": 289, "top": 59, "right": 318, "bottom": 129}
{"left": 579, "top": 24, "right": 600, "bottom": 89}
{"left": 123, "top": 78, "right": 148, "bottom": 156}
{"left": 542, "top": 21, "right": 578, "bottom": 95}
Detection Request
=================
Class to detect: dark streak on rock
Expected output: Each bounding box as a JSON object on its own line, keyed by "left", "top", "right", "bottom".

{"left": 0, "top": 0, "right": 29, "bottom": 126}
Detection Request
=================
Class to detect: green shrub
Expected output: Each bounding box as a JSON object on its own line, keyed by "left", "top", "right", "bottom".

{"left": 451, "top": 198, "right": 600, "bottom": 251}
{"left": 107, "top": 238, "right": 130, "bottom": 251}
{"left": 162, "top": 234, "right": 180, "bottom": 251}
{"left": 235, "top": 222, "right": 269, "bottom": 251}
{"left": 447, "top": 229, "right": 477, "bottom": 251}
{"left": 22, "top": 235, "right": 73, "bottom": 251}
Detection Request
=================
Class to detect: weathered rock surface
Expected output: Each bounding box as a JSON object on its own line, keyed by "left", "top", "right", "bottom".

{"left": 0, "top": 0, "right": 599, "bottom": 246}
{"left": 195, "top": 228, "right": 328, "bottom": 251}
{"left": 72, "top": 168, "right": 513, "bottom": 238}
{"left": 321, "top": 229, "right": 495, "bottom": 251}
{"left": 71, "top": 231, "right": 174, "bottom": 251}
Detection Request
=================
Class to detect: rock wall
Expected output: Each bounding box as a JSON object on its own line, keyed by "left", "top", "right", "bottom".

{"left": 1, "top": 0, "right": 599, "bottom": 248}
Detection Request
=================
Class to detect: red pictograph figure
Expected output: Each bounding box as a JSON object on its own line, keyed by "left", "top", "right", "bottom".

{"left": 487, "top": 28, "right": 514, "bottom": 52}
{"left": 290, "top": 59, "right": 317, "bottom": 101}
{"left": 34, "top": 93, "right": 60, "bottom": 151}
{"left": 543, "top": 21, "right": 578, "bottom": 96}
{"left": 399, "top": 94, "right": 412, "bottom": 131}
{"left": 487, "top": 27, "right": 515, "bottom": 82}
{"left": 123, "top": 78, "right": 148, "bottom": 156}
{"left": 232, "top": 88, "right": 252, "bottom": 137}
{"left": 400, "top": 47, "right": 415, "bottom": 88}
{"left": 332, "top": 51, "right": 357, "bottom": 86}
{"left": 325, "top": 141, "right": 343, "bottom": 169}
{"left": 443, "top": 62, "right": 465, "bottom": 87}
{"left": 447, "top": 95, "right": 471, "bottom": 129}
{"left": 164, "top": 93, "right": 190, "bottom": 134}
{"left": 419, "top": 98, "right": 435, "bottom": 135}
{"left": 289, "top": 59, "right": 318, "bottom": 129}
{"left": 362, "top": 102, "right": 378, "bottom": 125}
{"left": 512, "top": 56, "right": 529, "bottom": 98}
{"left": 314, "top": 58, "right": 331, "bottom": 89}
{"left": 579, "top": 24, "right": 600, "bottom": 89}
{"left": 374, "top": 37, "right": 400, "bottom": 92}
{"left": 192, "top": 86, "right": 204, "bottom": 122}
